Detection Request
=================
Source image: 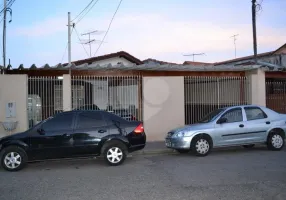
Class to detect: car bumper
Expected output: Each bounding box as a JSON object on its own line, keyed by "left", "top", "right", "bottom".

{"left": 165, "top": 137, "right": 191, "bottom": 150}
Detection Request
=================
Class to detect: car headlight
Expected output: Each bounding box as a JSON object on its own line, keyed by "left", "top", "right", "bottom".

{"left": 176, "top": 131, "right": 185, "bottom": 137}
{"left": 175, "top": 131, "right": 193, "bottom": 138}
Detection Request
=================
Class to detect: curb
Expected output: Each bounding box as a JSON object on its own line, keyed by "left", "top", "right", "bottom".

{"left": 131, "top": 149, "right": 176, "bottom": 156}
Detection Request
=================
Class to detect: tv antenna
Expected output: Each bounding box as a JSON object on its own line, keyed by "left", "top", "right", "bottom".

{"left": 230, "top": 34, "right": 239, "bottom": 58}
{"left": 183, "top": 53, "right": 206, "bottom": 62}
{"left": 81, "top": 30, "right": 105, "bottom": 57}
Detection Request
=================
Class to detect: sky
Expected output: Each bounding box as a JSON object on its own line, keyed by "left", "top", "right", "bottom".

{"left": 1, "top": 0, "right": 286, "bottom": 67}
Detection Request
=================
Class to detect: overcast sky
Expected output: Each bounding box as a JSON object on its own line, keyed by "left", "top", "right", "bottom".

{"left": 2, "top": 0, "right": 286, "bottom": 67}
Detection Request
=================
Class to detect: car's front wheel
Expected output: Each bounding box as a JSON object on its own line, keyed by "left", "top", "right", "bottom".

{"left": 267, "top": 130, "right": 285, "bottom": 151}
{"left": 102, "top": 141, "right": 127, "bottom": 166}
{"left": 0, "top": 146, "right": 28, "bottom": 172}
{"left": 191, "top": 135, "right": 212, "bottom": 157}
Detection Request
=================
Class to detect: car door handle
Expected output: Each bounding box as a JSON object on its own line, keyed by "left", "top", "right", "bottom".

{"left": 266, "top": 121, "right": 270, "bottom": 124}
{"left": 98, "top": 130, "right": 107, "bottom": 133}
{"left": 239, "top": 124, "right": 244, "bottom": 128}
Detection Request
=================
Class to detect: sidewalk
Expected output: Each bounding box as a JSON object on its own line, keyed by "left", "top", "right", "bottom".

{"left": 132, "top": 141, "right": 175, "bottom": 155}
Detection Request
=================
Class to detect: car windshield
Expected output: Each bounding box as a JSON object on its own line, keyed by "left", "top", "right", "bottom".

{"left": 197, "top": 108, "right": 225, "bottom": 123}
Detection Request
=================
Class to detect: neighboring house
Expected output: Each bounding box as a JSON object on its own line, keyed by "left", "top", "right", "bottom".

{"left": 214, "top": 43, "right": 286, "bottom": 67}
{"left": 63, "top": 51, "right": 143, "bottom": 66}
{"left": 183, "top": 61, "right": 213, "bottom": 66}
{"left": 143, "top": 58, "right": 179, "bottom": 65}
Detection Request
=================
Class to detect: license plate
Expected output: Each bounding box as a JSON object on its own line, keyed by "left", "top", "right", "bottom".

{"left": 165, "top": 139, "right": 171, "bottom": 147}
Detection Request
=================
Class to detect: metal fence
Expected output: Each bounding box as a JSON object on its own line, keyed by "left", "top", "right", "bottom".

{"left": 266, "top": 79, "right": 286, "bottom": 113}
{"left": 71, "top": 75, "right": 143, "bottom": 121}
{"left": 184, "top": 76, "right": 251, "bottom": 124}
{"left": 28, "top": 76, "right": 63, "bottom": 128}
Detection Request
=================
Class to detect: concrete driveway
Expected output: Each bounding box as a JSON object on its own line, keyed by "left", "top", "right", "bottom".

{"left": 0, "top": 146, "right": 286, "bottom": 200}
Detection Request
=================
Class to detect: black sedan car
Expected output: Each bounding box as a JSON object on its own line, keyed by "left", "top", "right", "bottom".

{"left": 0, "top": 110, "right": 146, "bottom": 171}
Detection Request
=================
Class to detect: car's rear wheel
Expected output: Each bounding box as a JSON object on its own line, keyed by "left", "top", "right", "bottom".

{"left": 102, "top": 141, "right": 127, "bottom": 166}
{"left": 267, "top": 130, "right": 285, "bottom": 151}
{"left": 0, "top": 146, "right": 27, "bottom": 172}
{"left": 243, "top": 144, "right": 255, "bottom": 149}
{"left": 176, "top": 149, "right": 189, "bottom": 154}
{"left": 191, "top": 135, "right": 212, "bottom": 157}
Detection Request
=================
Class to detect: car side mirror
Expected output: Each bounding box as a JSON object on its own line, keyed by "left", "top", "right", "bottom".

{"left": 217, "top": 117, "right": 227, "bottom": 124}
{"left": 37, "top": 128, "right": 45, "bottom": 135}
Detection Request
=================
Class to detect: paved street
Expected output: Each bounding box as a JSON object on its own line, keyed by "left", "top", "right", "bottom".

{"left": 0, "top": 146, "right": 286, "bottom": 200}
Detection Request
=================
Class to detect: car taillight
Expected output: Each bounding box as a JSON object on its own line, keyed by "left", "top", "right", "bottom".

{"left": 134, "top": 123, "right": 144, "bottom": 134}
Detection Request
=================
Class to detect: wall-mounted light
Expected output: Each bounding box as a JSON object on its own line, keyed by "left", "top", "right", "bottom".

{"left": 57, "top": 76, "right": 63, "bottom": 80}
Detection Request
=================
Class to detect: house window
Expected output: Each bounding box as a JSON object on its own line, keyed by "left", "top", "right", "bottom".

{"left": 72, "top": 85, "right": 85, "bottom": 109}
{"left": 54, "top": 85, "right": 63, "bottom": 111}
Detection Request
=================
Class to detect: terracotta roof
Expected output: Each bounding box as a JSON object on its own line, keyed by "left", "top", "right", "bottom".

{"left": 143, "top": 58, "right": 179, "bottom": 65}
{"left": 214, "top": 51, "right": 274, "bottom": 66}
{"left": 214, "top": 43, "right": 286, "bottom": 66}
{"left": 183, "top": 61, "right": 213, "bottom": 66}
{"left": 63, "top": 51, "right": 143, "bottom": 66}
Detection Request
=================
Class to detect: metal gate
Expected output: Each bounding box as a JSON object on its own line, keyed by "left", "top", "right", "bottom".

{"left": 71, "top": 75, "right": 143, "bottom": 121}
{"left": 184, "top": 76, "right": 251, "bottom": 124}
{"left": 266, "top": 79, "right": 286, "bottom": 113}
{"left": 28, "top": 76, "right": 63, "bottom": 128}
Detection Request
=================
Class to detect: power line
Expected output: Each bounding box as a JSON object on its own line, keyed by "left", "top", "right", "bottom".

{"left": 72, "top": 0, "right": 95, "bottom": 22}
{"left": 94, "top": 0, "right": 123, "bottom": 56}
{"left": 73, "top": 26, "right": 89, "bottom": 57}
{"left": 75, "top": 0, "right": 100, "bottom": 25}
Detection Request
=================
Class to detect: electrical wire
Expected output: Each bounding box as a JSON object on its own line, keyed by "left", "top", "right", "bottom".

{"left": 0, "top": 0, "right": 16, "bottom": 15}
{"left": 94, "top": 0, "right": 123, "bottom": 56}
{"left": 75, "top": 0, "right": 100, "bottom": 25}
{"left": 61, "top": 29, "right": 74, "bottom": 63}
{"left": 71, "top": 0, "right": 94, "bottom": 22}
{"left": 73, "top": 26, "right": 90, "bottom": 57}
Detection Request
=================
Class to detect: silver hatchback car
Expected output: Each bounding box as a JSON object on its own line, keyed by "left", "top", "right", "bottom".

{"left": 165, "top": 105, "right": 286, "bottom": 156}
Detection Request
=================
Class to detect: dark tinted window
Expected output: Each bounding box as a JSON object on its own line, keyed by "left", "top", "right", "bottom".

{"left": 198, "top": 108, "right": 225, "bottom": 123}
{"left": 245, "top": 107, "right": 267, "bottom": 120}
{"left": 221, "top": 108, "right": 243, "bottom": 123}
{"left": 42, "top": 113, "right": 74, "bottom": 131}
{"left": 77, "top": 112, "right": 105, "bottom": 129}
{"left": 103, "top": 112, "right": 127, "bottom": 124}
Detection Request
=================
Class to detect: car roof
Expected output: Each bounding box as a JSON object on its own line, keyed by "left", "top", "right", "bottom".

{"left": 221, "top": 104, "right": 265, "bottom": 110}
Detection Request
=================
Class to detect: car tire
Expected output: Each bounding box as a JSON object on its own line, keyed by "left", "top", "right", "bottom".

{"left": 191, "top": 135, "right": 212, "bottom": 157}
{"left": 243, "top": 144, "right": 255, "bottom": 149}
{"left": 102, "top": 141, "right": 127, "bottom": 166}
{"left": 176, "top": 149, "right": 189, "bottom": 154}
{"left": 0, "top": 146, "right": 28, "bottom": 172}
{"left": 267, "top": 130, "right": 285, "bottom": 151}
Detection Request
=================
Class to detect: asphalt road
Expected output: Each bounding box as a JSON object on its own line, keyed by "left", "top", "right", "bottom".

{"left": 0, "top": 146, "right": 286, "bottom": 200}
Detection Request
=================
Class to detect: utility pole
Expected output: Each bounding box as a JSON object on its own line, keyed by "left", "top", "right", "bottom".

{"left": 68, "top": 12, "right": 72, "bottom": 66}
{"left": 2, "top": 0, "right": 7, "bottom": 74}
{"left": 230, "top": 34, "right": 239, "bottom": 58}
{"left": 183, "top": 53, "right": 205, "bottom": 62}
{"left": 252, "top": 0, "right": 258, "bottom": 64}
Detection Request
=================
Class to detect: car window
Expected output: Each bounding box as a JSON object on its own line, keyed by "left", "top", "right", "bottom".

{"left": 42, "top": 113, "right": 74, "bottom": 131}
{"left": 244, "top": 107, "right": 267, "bottom": 121}
{"left": 198, "top": 108, "right": 225, "bottom": 123}
{"left": 76, "top": 112, "right": 105, "bottom": 129}
{"left": 221, "top": 108, "right": 243, "bottom": 123}
{"left": 103, "top": 112, "right": 127, "bottom": 124}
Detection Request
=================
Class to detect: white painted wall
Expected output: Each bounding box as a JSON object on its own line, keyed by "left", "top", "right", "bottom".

{"left": 246, "top": 69, "right": 266, "bottom": 106}
{"left": 0, "top": 75, "right": 28, "bottom": 138}
{"left": 143, "top": 77, "right": 185, "bottom": 141}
